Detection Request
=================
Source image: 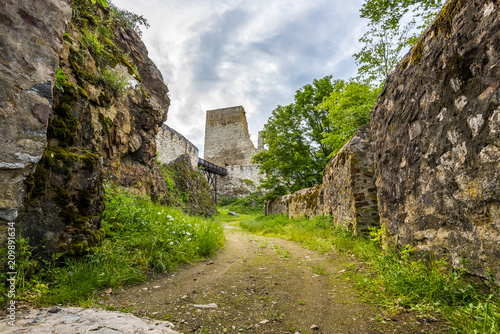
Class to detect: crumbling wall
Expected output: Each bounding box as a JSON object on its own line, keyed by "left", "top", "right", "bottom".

{"left": 371, "top": 0, "right": 500, "bottom": 281}
{"left": 218, "top": 165, "right": 262, "bottom": 199}
{"left": 265, "top": 126, "right": 378, "bottom": 235}
{"left": 157, "top": 124, "right": 199, "bottom": 169}
{"left": 321, "top": 125, "right": 378, "bottom": 235}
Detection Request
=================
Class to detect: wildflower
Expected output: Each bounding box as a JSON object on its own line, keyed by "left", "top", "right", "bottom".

{"left": 186, "top": 232, "right": 191, "bottom": 236}
{"left": 170, "top": 242, "right": 174, "bottom": 245}
{"left": 157, "top": 212, "right": 162, "bottom": 215}
{"left": 187, "top": 238, "right": 191, "bottom": 241}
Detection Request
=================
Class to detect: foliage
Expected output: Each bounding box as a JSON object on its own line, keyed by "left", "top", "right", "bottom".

{"left": 55, "top": 67, "right": 71, "bottom": 92}
{"left": 253, "top": 76, "right": 336, "bottom": 199}
{"left": 218, "top": 192, "right": 265, "bottom": 215}
{"left": 320, "top": 80, "right": 381, "bottom": 158}
{"left": 0, "top": 189, "right": 224, "bottom": 306}
{"left": 157, "top": 155, "right": 216, "bottom": 217}
{"left": 98, "top": 69, "right": 127, "bottom": 96}
{"left": 91, "top": 0, "right": 109, "bottom": 8}
{"left": 355, "top": 0, "right": 444, "bottom": 83}
{"left": 240, "top": 215, "right": 500, "bottom": 333}
{"left": 109, "top": 1, "right": 150, "bottom": 37}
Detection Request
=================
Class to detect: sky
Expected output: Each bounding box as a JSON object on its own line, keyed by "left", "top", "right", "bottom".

{"left": 112, "top": 0, "right": 368, "bottom": 155}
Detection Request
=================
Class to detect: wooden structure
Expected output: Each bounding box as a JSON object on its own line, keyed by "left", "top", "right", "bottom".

{"left": 198, "top": 158, "right": 227, "bottom": 203}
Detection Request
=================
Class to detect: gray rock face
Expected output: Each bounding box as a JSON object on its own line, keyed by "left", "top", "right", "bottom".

{"left": 0, "top": 307, "right": 181, "bottom": 334}
{"left": 371, "top": 0, "right": 500, "bottom": 281}
{"left": 0, "top": 0, "right": 72, "bottom": 242}
{"left": 1, "top": 0, "right": 171, "bottom": 256}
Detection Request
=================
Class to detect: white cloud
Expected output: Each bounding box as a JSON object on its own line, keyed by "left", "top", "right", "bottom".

{"left": 111, "top": 0, "right": 366, "bottom": 153}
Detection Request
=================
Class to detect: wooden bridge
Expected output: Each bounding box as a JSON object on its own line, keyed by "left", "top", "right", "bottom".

{"left": 198, "top": 158, "right": 227, "bottom": 203}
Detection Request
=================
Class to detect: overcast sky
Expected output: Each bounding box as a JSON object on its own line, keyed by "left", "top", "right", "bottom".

{"left": 112, "top": 0, "right": 368, "bottom": 155}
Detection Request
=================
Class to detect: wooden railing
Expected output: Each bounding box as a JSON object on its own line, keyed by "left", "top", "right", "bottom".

{"left": 198, "top": 158, "right": 228, "bottom": 176}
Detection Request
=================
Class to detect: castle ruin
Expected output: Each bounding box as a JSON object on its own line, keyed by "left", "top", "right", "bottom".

{"left": 204, "top": 106, "right": 263, "bottom": 199}
{"left": 155, "top": 106, "right": 263, "bottom": 199}
{"left": 156, "top": 124, "right": 199, "bottom": 169}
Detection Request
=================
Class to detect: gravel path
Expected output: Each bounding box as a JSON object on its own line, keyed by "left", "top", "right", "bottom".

{"left": 1, "top": 222, "right": 448, "bottom": 333}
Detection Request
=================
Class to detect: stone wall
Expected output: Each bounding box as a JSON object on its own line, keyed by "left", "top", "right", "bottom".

{"left": 157, "top": 124, "right": 199, "bottom": 169}
{"left": 204, "top": 106, "right": 259, "bottom": 167}
{"left": 265, "top": 125, "right": 379, "bottom": 236}
{"left": 204, "top": 106, "right": 263, "bottom": 198}
{"left": 219, "top": 164, "right": 262, "bottom": 199}
{"left": 322, "top": 125, "right": 379, "bottom": 235}
{"left": 371, "top": 0, "right": 500, "bottom": 281}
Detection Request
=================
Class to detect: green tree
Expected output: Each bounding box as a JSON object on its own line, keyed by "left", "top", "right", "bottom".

{"left": 355, "top": 0, "right": 443, "bottom": 83}
{"left": 320, "top": 81, "right": 381, "bottom": 158}
{"left": 253, "top": 76, "right": 336, "bottom": 198}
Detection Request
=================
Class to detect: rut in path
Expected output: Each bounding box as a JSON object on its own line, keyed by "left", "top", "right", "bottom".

{"left": 102, "top": 222, "right": 447, "bottom": 334}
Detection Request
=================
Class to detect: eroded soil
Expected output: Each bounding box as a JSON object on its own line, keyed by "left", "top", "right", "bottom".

{"left": 101, "top": 223, "right": 449, "bottom": 333}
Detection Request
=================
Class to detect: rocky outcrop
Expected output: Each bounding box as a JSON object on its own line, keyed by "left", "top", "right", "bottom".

{"left": 265, "top": 125, "right": 379, "bottom": 235}
{"left": 166, "top": 155, "right": 215, "bottom": 217}
{"left": 1, "top": 0, "right": 170, "bottom": 256}
{"left": 0, "top": 0, "right": 72, "bottom": 247}
{"left": 371, "top": 0, "right": 500, "bottom": 281}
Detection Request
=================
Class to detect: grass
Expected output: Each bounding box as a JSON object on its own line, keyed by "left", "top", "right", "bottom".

{"left": 218, "top": 192, "right": 265, "bottom": 215}
{"left": 0, "top": 188, "right": 224, "bottom": 307}
{"left": 240, "top": 214, "right": 500, "bottom": 334}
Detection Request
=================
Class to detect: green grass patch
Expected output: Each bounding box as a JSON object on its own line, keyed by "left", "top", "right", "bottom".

{"left": 218, "top": 192, "right": 265, "bottom": 215}
{"left": 0, "top": 188, "right": 224, "bottom": 307}
{"left": 240, "top": 214, "right": 500, "bottom": 334}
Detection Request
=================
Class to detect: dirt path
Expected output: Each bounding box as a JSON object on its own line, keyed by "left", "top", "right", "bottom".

{"left": 102, "top": 223, "right": 448, "bottom": 334}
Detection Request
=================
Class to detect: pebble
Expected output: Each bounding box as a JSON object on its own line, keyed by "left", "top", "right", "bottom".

{"left": 311, "top": 324, "right": 320, "bottom": 330}
{"left": 259, "top": 319, "right": 270, "bottom": 324}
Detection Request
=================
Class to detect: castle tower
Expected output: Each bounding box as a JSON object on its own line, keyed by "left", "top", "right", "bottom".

{"left": 204, "top": 106, "right": 258, "bottom": 166}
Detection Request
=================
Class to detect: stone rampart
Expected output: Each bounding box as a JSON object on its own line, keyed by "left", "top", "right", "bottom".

{"left": 219, "top": 164, "right": 262, "bottom": 199}
{"left": 371, "top": 0, "right": 500, "bottom": 281}
{"left": 265, "top": 125, "right": 379, "bottom": 236}
{"left": 157, "top": 124, "right": 199, "bottom": 169}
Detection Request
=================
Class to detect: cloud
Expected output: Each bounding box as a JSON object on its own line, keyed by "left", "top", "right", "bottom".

{"left": 112, "top": 0, "right": 366, "bottom": 153}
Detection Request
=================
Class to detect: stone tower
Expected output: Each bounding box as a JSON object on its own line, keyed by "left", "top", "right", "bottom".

{"left": 204, "top": 106, "right": 259, "bottom": 166}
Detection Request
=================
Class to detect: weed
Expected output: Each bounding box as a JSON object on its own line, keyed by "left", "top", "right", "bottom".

{"left": 311, "top": 265, "right": 327, "bottom": 276}
{"left": 276, "top": 247, "right": 291, "bottom": 259}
